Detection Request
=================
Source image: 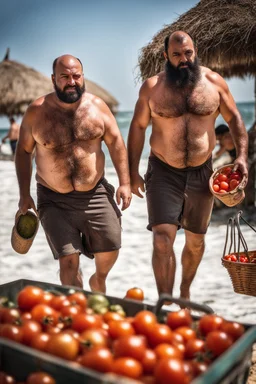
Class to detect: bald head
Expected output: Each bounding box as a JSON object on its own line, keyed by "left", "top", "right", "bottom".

{"left": 52, "top": 55, "right": 83, "bottom": 75}
{"left": 164, "top": 31, "right": 195, "bottom": 54}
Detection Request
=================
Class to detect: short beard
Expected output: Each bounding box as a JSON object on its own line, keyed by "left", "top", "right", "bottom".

{"left": 54, "top": 81, "right": 86, "bottom": 103}
{"left": 165, "top": 57, "right": 201, "bottom": 89}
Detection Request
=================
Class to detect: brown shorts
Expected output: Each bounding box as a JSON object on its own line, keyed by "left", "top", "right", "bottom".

{"left": 145, "top": 155, "right": 214, "bottom": 234}
{"left": 37, "top": 179, "right": 122, "bottom": 260}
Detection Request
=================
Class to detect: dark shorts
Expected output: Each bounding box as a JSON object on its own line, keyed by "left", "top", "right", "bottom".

{"left": 10, "top": 140, "right": 17, "bottom": 154}
{"left": 37, "top": 178, "right": 122, "bottom": 260}
{"left": 145, "top": 155, "right": 214, "bottom": 234}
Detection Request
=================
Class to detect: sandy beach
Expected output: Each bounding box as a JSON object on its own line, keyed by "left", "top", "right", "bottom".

{"left": 0, "top": 159, "right": 256, "bottom": 325}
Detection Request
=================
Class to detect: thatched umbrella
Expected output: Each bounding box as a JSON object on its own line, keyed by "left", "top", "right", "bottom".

{"left": 0, "top": 49, "right": 119, "bottom": 117}
{"left": 138, "top": 0, "right": 256, "bottom": 115}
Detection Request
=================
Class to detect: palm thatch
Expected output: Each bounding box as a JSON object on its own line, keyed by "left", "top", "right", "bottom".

{"left": 0, "top": 51, "right": 119, "bottom": 117}
{"left": 138, "top": 0, "right": 256, "bottom": 81}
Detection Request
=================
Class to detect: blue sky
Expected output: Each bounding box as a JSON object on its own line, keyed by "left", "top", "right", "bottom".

{"left": 0, "top": 0, "right": 254, "bottom": 127}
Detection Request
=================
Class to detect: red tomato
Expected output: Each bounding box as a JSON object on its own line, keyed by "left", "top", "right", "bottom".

{"left": 230, "top": 172, "right": 242, "bottom": 181}
{"left": 213, "top": 177, "right": 220, "bottom": 185}
{"left": 166, "top": 309, "right": 192, "bottom": 330}
{"left": 125, "top": 287, "right": 144, "bottom": 301}
{"left": 30, "top": 332, "right": 50, "bottom": 352}
{"left": 154, "top": 343, "right": 183, "bottom": 360}
{"left": 154, "top": 358, "right": 189, "bottom": 384}
{"left": 50, "top": 295, "right": 69, "bottom": 310}
{"left": 220, "top": 321, "right": 245, "bottom": 341}
{"left": 205, "top": 331, "right": 233, "bottom": 357}
{"left": 229, "top": 179, "right": 240, "bottom": 191}
{"left": 0, "top": 323, "right": 23, "bottom": 343}
{"left": 220, "top": 181, "right": 229, "bottom": 191}
{"left": 26, "top": 372, "right": 56, "bottom": 384}
{"left": 0, "top": 372, "right": 16, "bottom": 383}
{"left": 68, "top": 292, "right": 87, "bottom": 308}
{"left": 17, "top": 286, "right": 45, "bottom": 311}
{"left": 240, "top": 256, "right": 249, "bottom": 263}
{"left": 141, "top": 349, "right": 157, "bottom": 374}
{"left": 60, "top": 304, "right": 82, "bottom": 318}
{"left": 71, "top": 313, "right": 103, "bottom": 333}
{"left": 184, "top": 338, "right": 205, "bottom": 359}
{"left": 79, "top": 347, "right": 113, "bottom": 373}
{"left": 223, "top": 255, "right": 232, "bottom": 261}
{"left": 31, "top": 304, "right": 59, "bottom": 326}
{"left": 41, "top": 292, "right": 54, "bottom": 305}
{"left": 133, "top": 311, "right": 158, "bottom": 336}
{"left": 0, "top": 308, "right": 21, "bottom": 324}
{"left": 174, "top": 326, "right": 196, "bottom": 344}
{"left": 113, "top": 335, "right": 147, "bottom": 361}
{"left": 46, "top": 332, "right": 79, "bottom": 360}
{"left": 79, "top": 329, "right": 110, "bottom": 352}
{"left": 198, "top": 314, "right": 224, "bottom": 336}
{"left": 103, "top": 311, "right": 124, "bottom": 323}
{"left": 108, "top": 320, "right": 135, "bottom": 339}
{"left": 219, "top": 189, "right": 228, "bottom": 193}
{"left": 147, "top": 324, "right": 173, "bottom": 348}
{"left": 219, "top": 174, "right": 228, "bottom": 182}
{"left": 112, "top": 357, "right": 143, "bottom": 379}
{"left": 222, "top": 167, "right": 232, "bottom": 175}
{"left": 21, "top": 320, "right": 42, "bottom": 345}
{"left": 213, "top": 184, "right": 220, "bottom": 192}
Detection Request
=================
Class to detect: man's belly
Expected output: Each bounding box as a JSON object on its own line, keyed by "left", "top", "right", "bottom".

{"left": 151, "top": 147, "right": 213, "bottom": 168}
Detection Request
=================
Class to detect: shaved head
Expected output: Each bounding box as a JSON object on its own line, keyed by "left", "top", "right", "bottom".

{"left": 52, "top": 55, "right": 83, "bottom": 75}
{"left": 164, "top": 31, "right": 195, "bottom": 54}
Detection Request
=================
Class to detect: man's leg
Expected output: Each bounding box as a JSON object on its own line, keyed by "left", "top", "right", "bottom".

{"left": 89, "top": 250, "right": 119, "bottom": 293}
{"left": 59, "top": 253, "right": 83, "bottom": 287}
{"left": 152, "top": 223, "right": 178, "bottom": 296}
{"left": 180, "top": 230, "right": 205, "bottom": 300}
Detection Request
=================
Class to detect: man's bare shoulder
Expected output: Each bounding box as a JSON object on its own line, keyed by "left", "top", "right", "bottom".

{"left": 27, "top": 93, "right": 55, "bottom": 111}
{"left": 85, "top": 92, "right": 111, "bottom": 113}
{"left": 139, "top": 72, "right": 164, "bottom": 96}
{"left": 202, "top": 66, "right": 227, "bottom": 89}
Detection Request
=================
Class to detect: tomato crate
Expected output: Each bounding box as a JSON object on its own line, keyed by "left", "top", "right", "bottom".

{"left": 0, "top": 338, "right": 137, "bottom": 383}
{"left": 191, "top": 326, "right": 256, "bottom": 384}
{"left": 0, "top": 279, "right": 254, "bottom": 384}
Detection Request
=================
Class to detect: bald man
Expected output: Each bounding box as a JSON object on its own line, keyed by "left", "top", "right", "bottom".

{"left": 15, "top": 55, "right": 131, "bottom": 291}
{"left": 128, "top": 31, "right": 248, "bottom": 302}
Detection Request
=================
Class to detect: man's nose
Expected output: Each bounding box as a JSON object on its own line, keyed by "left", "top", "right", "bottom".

{"left": 67, "top": 77, "right": 75, "bottom": 85}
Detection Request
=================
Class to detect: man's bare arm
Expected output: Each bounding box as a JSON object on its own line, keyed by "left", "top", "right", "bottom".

{"left": 210, "top": 72, "right": 248, "bottom": 180}
{"left": 15, "top": 106, "right": 37, "bottom": 213}
{"left": 127, "top": 80, "right": 152, "bottom": 197}
{"left": 100, "top": 100, "right": 131, "bottom": 211}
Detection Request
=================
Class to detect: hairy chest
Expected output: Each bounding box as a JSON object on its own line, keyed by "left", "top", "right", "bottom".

{"left": 150, "top": 83, "right": 220, "bottom": 118}
{"left": 34, "top": 107, "right": 104, "bottom": 148}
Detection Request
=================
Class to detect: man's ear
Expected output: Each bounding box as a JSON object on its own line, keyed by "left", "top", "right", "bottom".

{"left": 163, "top": 52, "right": 168, "bottom": 61}
{"left": 51, "top": 74, "right": 55, "bottom": 84}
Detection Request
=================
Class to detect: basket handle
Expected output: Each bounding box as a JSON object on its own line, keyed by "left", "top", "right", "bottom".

{"left": 234, "top": 210, "right": 256, "bottom": 256}
{"left": 153, "top": 293, "right": 214, "bottom": 315}
{"left": 223, "top": 217, "right": 236, "bottom": 257}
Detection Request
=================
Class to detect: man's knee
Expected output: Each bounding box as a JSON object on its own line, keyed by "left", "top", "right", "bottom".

{"left": 186, "top": 234, "right": 205, "bottom": 252}
{"left": 153, "top": 230, "right": 174, "bottom": 254}
{"left": 59, "top": 253, "right": 79, "bottom": 272}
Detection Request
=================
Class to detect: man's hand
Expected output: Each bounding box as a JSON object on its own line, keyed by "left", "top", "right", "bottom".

{"left": 116, "top": 185, "right": 132, "bottom": 211}
{"left": 233, "top": 156, "right": 248, "bottom": 188}
{"left": 130, "top": 173, "right": 145, "bottom": 198}
{"left": 19, "top": 195, "right": 37, "bottom": 215}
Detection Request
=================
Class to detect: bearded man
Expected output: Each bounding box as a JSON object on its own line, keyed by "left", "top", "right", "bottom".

{"left": 15, "top": 55, "right": 131, "bottom": 291}
{"left": 128, "top": 31, "right": 248, "bottom": 302}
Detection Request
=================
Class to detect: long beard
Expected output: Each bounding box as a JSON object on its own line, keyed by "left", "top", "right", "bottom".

{"left": 165, "top": 57, "right": 201, "bottom": 89}
{"left": 54, "top": 81, "right": 86, "bottom": 104}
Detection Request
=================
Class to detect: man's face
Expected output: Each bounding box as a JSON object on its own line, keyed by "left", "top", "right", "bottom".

{"left": 164, "top": 39, "right": 200, "bottom": 88}
{"left": 52, "top": 60, "right": 85, "bottom": 103}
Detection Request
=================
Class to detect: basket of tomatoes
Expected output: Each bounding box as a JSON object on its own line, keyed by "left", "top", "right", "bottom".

{"left": 209, "top": 164, "right": 245, "bottom": 207}
{"left": 221, "top": 211, "right": 256, "bottom": 296}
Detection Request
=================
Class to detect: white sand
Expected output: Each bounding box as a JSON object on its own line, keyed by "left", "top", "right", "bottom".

{"left": 0, "top": 159, "right": 255, "bottom": 324}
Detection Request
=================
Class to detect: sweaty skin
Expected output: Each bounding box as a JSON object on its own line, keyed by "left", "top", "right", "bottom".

{"left": 128, "top": 31, "right": 248, "bottom": 301}
{"left": 15, "top": 55, "right": 131, "bottom": 292}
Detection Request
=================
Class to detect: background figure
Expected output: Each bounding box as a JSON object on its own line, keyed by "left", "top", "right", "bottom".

{"left": 214, "top": 124, "right": 236, "bottom": 163}
{"left": 1, "top": 117, "right": 20, "bottom": 155}
{"left": 128, "top": 31, "right": 248, "bottom": 302}
{"left": 15, "top": 55, "right": 131, "bottom": 292}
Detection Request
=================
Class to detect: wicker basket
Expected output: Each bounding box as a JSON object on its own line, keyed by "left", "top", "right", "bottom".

{"left": 221, "top": 211, "right": 256, "bottom": 296}
{"left": 11, "top": 210, "right": 39, "bottom": 254}
{"left": 209, "top": 163, "right": 246, "bottom": 207}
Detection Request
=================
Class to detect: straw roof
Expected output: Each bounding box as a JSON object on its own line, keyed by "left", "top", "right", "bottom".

{"left": 138, "top": 0, "right": 256, "bottom": 81}
{"left": 0, "top": 51, "right": 119, "bottom": 117}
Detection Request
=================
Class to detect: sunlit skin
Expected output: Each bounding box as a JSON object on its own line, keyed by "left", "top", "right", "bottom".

{"left": 15, "top": 54, "right": 131, "bottom": 291}
{"left": 128, "top": 31, "right": 248, "bottom": 302}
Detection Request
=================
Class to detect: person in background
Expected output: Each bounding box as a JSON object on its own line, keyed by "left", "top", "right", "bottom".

{"left": 15, "top": 54, "right": 131, "bottom": 292}
{"left": 1, "top": 117, "right": 20, "bottom": 155}
{"left": 214, "top": 124, "right": 236, "bottom": 162}
{"left": 128, "top": 31, "right": 248, "bottom": 302}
